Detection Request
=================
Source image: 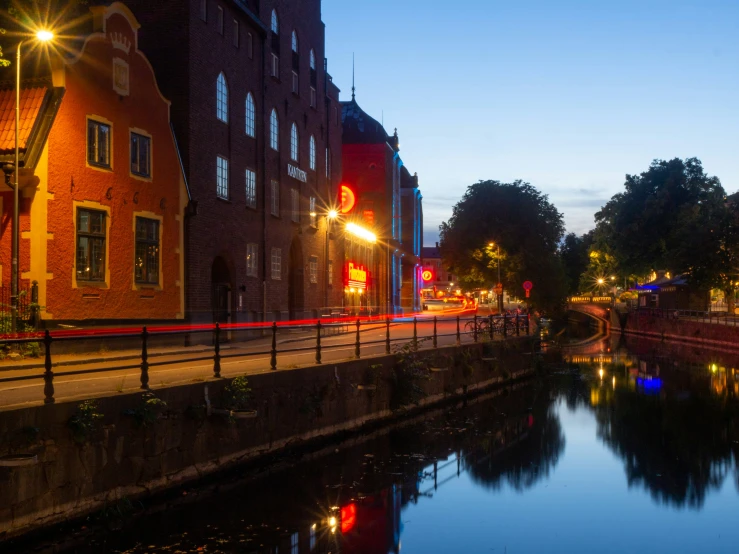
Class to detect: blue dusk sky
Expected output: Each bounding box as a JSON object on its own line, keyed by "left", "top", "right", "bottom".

{"left": 323, "top": 0, "right": 739, "bottom": 246}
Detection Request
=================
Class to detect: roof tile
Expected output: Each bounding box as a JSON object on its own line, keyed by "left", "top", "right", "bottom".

{"left": 0, "top": 86, "right": 49, "bottom": 153}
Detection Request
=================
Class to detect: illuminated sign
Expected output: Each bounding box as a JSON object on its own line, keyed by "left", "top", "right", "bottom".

{"left": 287, "top": 163, "right": 307, "bottom": 182}
{"left": 346, "top": 262, "right": 368, "bottom": 289}
{"left": 421, "top": 269, "right": 434, "bottom": 282}
{"left": 340, "top": 185, "right": 356, "bottom": 214}
{"left": 340, "top": 503, "right": 357, "bottom": 534}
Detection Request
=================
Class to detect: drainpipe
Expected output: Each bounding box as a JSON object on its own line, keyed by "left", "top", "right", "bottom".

{"left": 261, "top": 32, "right": 268, "bottom": 326}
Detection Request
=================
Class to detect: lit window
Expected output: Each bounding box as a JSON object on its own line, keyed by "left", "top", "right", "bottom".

{"left": 76, "top": 208, "right": 106, "bottom": 282}
{"left": 245, "top": 93, "right": 255, "bottom": 137}
{"left": 246, "top": 243, "right": 258, "bottom": 277}
{"left": 233, "top": 20, "right": 239, "bottom": 47}
{"left": 292, "top": 30, "right": 298, "bottom": 52}
{"left": 130, "top": 132, "right": 151, "bottom": 178}
{"left": 309, "top": 256, "right": 318, "bottom": 284}
{"left": 291, "top": 531, "right": 299, "bottom": 554}
{"left": 271, "top": 248, "right": 281, "bottom": 280}
{"left": 325, "top": 147, "right": 331, "bottom": 179}
{"left": 290, "top": 122, "right": 299, "bottom": 162}
{"left": 328, "top": 260, "right": 333, "bottom": 286}
{"left": 291, "top": 188, "right": 299, "bottom": 223}
{"left": 271, "top": 9, "right": 279, "bottom": 34}
{"left": 309, "top": 135, "right": 316, "bottom": 170}
{"left": 270, "top": 109, "right": 279, "bottom": 151}
{"left": 216, "top": 156, "right": 229, "bottom": 199}
{"left": 245, "top": 168, "right": 256, "bottom": 208}
{"left": 87, "top": 119, "right": 111, "bottom": 168}
{"left": 217, "top": 6, "right": 223, "bottom": 34}
{"left": 309, "top": 196, "right": 316, "bottom": 226}
{"left": 270, "top": 179, "right": 280, "bottom": 216}
{"left": 216, "top": 72, "right": 228, "bottom": 123}
{"left": 135, "top": 217, "right": 160, "bottom": 285}
{"left": 310, "top": 49, "right": 316, "bottom": 70}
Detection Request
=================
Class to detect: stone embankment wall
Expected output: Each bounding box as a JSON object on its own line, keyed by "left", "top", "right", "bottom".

{"left": 612, "top": 310, "right": 739, "bottom": 350}
{"left": 0, "top": 339, "right": 535, "bottom": 539}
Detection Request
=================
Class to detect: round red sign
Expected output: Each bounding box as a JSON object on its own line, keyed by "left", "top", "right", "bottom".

{"left": 522, "top": 281, "right": 533, "bottom": 291}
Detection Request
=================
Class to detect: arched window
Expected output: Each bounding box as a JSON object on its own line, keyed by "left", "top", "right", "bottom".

{"left": 216, "top": 73, "right": 228, "bottom": 123}
{"left": 271, "top": 10, "right": 279, "bottom": 34}
{"left": 270, "top": 109, "right": 279, "bottom": 151}
{"left": 292, "top": 30, "right": 298, "bottom": 53}
{"left": 309, "top": 135, "right": 316, "bottom": 170}
{"left": 310, "top": 49, "right": 316, "bottom": 70}
{"left": 290, "top": 123, "right": 299, "bottom": 162}
{"left": 245, "top": 93, "right": 255, "bottom": 137}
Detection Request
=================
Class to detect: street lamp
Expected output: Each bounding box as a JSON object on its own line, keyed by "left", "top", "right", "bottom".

{"left": 489, "top": 242, "right": 502, "bottom": 313}
{"left": 324, "top": 209, "right": 338, "bottom": 309}
{"left": 9, "top": 29, "right": 54, "bottom": 333}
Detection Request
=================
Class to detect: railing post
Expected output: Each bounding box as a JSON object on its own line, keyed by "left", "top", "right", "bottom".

{"left": 140, "top": 326, "right": 150, "bottom": 390}
{"left": 316, "top": 320, "right": 322, "bottom": 364}
{"left": 456, "top": 315, "right": 461, "bottom": 346}
{"left": 270, "top": 321, "right": 277, "bottom": 370}
{"left": 473, "top": 314, "right": 478, "bottom": 343}
{"left": 385, "top": 317, "right": 391, "bottom": 354}
{"left": 355, "top": 318, "right": 361, "bottom": 359}
{"left": 516, "top": 314, "right": 520, "bottom": 336}
{"left": 43, "top": 329, "right": 54, "bottom": 404}
{"left": 413, "top": 317, "right": 418, "bottom": 346}
{"left": 526, "top": 314, "right": 530, "bottom": 335}
{"left": 503, "top": 314, "right": 508, "bottom": 338}
{"left": 488, "top": 314, "right": 494, "bottom": 341}
{"left": 433, "top": 316, "right": 438, "bottom": 348}
{"left": 213, "top": 322, "right": 222, "bottom": 378}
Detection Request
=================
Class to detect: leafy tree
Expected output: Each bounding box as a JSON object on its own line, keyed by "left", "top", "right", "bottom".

{"left": 439, "top": 180, "right": 567, "bottom": 312}
{"left": 559, "top": 231, "right": 593, "bottom": 296}
{"left": 595, "top": 158, "right": 738, "bottom": 312}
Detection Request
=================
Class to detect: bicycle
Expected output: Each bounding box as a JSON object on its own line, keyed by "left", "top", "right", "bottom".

{"left": 464, "top": 317, "right": 489, "bottom": 339}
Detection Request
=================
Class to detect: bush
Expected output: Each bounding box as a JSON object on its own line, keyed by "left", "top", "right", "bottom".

{"left": 68, "top": 400, "right": 103, "bottom": 444}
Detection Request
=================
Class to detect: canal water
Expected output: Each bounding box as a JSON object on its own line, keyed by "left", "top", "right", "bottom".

{"left": 12, "top": 332, "right": 739, "bottom": 553}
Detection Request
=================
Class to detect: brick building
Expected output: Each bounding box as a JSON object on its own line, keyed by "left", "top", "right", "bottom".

{"left": 421, "top": 243, "right": 457, "bottom": 292}
{"left": 341, "top": 95, "right": 422, "bottom": 315}
{"left": 0, "top": 3, "right": 187, "bottom": 324}
{"left": 125, "top": 0, "right": 343, "bottom": 323}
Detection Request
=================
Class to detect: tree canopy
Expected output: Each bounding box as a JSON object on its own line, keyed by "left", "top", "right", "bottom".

{"left": 439, "top": 180, "right": 567, "bottom": 311}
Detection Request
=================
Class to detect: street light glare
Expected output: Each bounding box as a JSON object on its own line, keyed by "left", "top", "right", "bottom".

{"left": 36, "top": 30, "right": 54, "bottom": 42}
{"left": 327, "top": 209, "right": 338, "bottom": 219}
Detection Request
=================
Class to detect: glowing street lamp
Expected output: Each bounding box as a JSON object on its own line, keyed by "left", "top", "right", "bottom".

{"left": 324, "top": 209, "right": 339, "bottom": 307}
{"left": 7, "top": 29, "right": 54, "bottom": 333}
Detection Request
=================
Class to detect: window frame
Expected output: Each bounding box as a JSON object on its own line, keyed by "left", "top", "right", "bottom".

{"left": 217, "top": 5, "right": 224, "bottom": 34}
{"left": 309, "top": 135, "right": 316, "bottom": 170}
{"left": 75, "top": 206, "right": 108, "bottom": 284}
{"left": 271, "top": 9, "right": 279, "bottom": 34}
{"left": 245, "top": 92, "right": 256, "bottom": 137}
{"left": 129, "top": 130, "right": 152, "bottom": 179}
{"left": 271, "top": 53, "right": 279, "bottom": 78}
{"left": 309, "top": 255, "right": 318, "bottom": 284}
{"left": 87, "top": 118, "right": 112, "bottom": 170}
{"left": 270, "top": 109, "right": 279, "bottom": 151}
{"left": 245, "top": 168, "right": 257, "bottom": 208}
{"left": 134, "top": 216, "right": 161, "bottom": 286}
{"left": 246, "top": 32, "right": 253, "bottom": 58}
{"left": 290, "top": 122, "right": 299, "bottom": 162}
{"left": 271, "top": 247, "right": 282, "bottom": 280}
{"left": 328, "top": 260, "right": 333, "bottom": 286}
{"left": 216, "top": 72, "right": 228, "bottom": 123}
{"left": 309, "top": 196, "right": 317, "bottom": 227}
{"left": 270, "top": 179, "right": 280, "bottom": 216}
{"left": 246, "top": 243, "right": 258, "bottom": 277}
{"left": 232, "top": 19, "right": 239, "bottom": 47}
{"left": 310, "top": 87, "right": 316, "bottom": 108}
{"left": 216, "top": 155, "right": 229, "bottom": 199}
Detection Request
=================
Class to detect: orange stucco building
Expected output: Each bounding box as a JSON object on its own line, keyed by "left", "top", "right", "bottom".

{"left": 0, "top": 3, "right": 188, "bottom": 324}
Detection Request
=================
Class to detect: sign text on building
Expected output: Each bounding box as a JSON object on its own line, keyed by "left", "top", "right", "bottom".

{"left": 287, "top": 163, "right": 307, "bottom": 183}
{"left": 346, "top": 262, "right": 368, "bottom": 290}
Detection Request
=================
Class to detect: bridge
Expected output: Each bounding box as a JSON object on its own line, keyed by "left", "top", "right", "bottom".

{"left": 567, "top": 296, "right": 612, "bottom": 330}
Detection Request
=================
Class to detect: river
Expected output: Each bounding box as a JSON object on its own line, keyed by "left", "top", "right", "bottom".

{"left": 9, "top": 330, "right": 739, "bottom": 553}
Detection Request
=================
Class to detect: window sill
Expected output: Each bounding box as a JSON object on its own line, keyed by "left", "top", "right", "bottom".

{"left": 76, "top": 280, "right": 109, "bottom": 289}
{"left": 216, "top": 196, "right": 232, "bottom": 203}
{"left": 246, "top": 204, "right": 258, "bottom": 211}
{"left": 270, "top": 213, "right": 281, "bottom": 219}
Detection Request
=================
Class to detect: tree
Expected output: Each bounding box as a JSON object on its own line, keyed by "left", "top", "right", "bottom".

{"left": 559, "top": 231, "right": 593, "bottom": 296}
{"left": 439, "top": 180, "right": 567, "bottom": 312}
{"left": 596, "top": 158, "right": 738, "bottom": 312}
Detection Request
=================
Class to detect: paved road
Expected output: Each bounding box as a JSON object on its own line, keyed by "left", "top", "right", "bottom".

{"left": 0, "top": 312, "right": 532, "bottom": 410}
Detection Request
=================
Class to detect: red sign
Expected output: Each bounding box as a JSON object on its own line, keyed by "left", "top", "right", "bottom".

{"left": 421, "top": 269, "right": 434, "bottom": 282}
{"left": 339, "top": 185, "right": 356, "bottom": 214}
{"left": 523, "top": 281, "right": 533, "bottom": 299}
{"left": 345, "top": 262, "right": 368, "bottom": 289}
{"left": 340, "top": 503, "right": 357, "bottom": 534}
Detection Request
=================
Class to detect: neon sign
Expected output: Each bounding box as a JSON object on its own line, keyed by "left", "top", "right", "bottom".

{"left": 340, "top": 503, "right": 357, "bottom": 534}
{"left": 340, "top": 185, "right": 356, "bottom": 214}
{"left": 346, "top": 262, "right": 368, "bottom": 289}
{"left": 422, "top": 269, "right": 434, "bottom": 282}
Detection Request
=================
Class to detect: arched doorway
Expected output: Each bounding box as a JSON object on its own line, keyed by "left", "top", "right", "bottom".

{"left": 288, "top": 238, "right": 304, "bottom": 319}
{"left": 211, "top": 256, "right": 231, "bottom": 324}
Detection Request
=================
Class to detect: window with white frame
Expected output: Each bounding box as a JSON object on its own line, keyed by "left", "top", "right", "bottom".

{"left": 309, "top": 135, "right": 316, "bottom": 170}
{"left": 271, "top": 248, "right": 281, "bottom": 280}
{"left": 290, "top": 188, "right": 299, "bottom": 223}
{"left": 216, "top": 156, "right": 229, "bottom": 199}
{"left": 76, "top": 208, "right": 106, "bottom": 282}
{"left": 270, "top": 179, "right": 280, "bottom": 216}
{"left": 245, "top": 93, "right": 255, "bottom": 137}
{"left": 87, "top": 119, "right": 111, "bottom": 168}
{"left": 309, "top": 256, "right": 318, "bottom": 284}
{"left": 309, "top": 196, "right": 316, "bottom": 226}
{"left": 217, "top": 6, "right": 223, "bottom": 34}
{"left": 246, "top": 243, "right": 258, "bottom": 277}
{"left": 216, "top": 72, "right": 228, "bottom": 123}
{"left": 270, "top": 109, "right": 279, "bottom": 150}
{"left": 245, "top": 168, "right": 256, "bottom": 208}
{"left": 290, "top": 123, "right": 299, "bottom": 162}
{"left": 130, "top": 132, "right": 151, "bottom": 177}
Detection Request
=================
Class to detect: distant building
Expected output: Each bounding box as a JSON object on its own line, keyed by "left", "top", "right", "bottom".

{"left": 400, "top": 167, "right": 423, "bottom": 312}
{"left": 421, "top": 243, "right": 457, "bottom": 291}
{"left": 637, "top": 271, "right": 709, "bottom": 311}
{"left": 0, "top": 3, "right": 187, "bottom": 324}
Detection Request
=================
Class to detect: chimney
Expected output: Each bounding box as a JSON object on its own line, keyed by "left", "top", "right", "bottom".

{"left": 435, "top": 242, "right": 439, "bottom": 248}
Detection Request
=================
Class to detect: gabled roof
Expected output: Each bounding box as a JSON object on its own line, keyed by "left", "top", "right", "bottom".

{"left": 0, "top": 84, "right": 65, "bottom": 169}
{"left": 422, "top": 246, "right": 441, "bottom": 259}
{"left": 341, "top": 98, "right": 389, "bottom": 145}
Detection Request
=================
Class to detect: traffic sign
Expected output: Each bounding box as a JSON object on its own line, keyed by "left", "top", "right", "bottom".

{"left": 523, "top": 281, "right": 533, "bottom": 298}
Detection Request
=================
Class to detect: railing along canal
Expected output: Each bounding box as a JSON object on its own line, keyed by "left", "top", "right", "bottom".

{"left": 0, "top": 313, "right": 530, "bottom": 405}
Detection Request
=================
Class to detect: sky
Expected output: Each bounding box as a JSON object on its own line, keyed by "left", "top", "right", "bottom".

{"left": 322, "top": 0, "right": 739, "bottom": 247}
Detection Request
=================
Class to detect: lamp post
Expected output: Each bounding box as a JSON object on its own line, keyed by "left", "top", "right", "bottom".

{"left": 323, "top": 209, "right": 338, "bottom": 310}
{"left": 9, "top": 30, "right": 54, "bottom": 333}
{"left": 489, "top": 242, "right": 502, "bottom": 314}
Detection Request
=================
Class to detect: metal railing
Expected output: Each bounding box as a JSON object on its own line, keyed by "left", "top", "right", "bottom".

{"left": 0, "top": 313, "right": 531, "bottom": 405}
{"left": 637, "top": 307, "right": 739, "bottom": 326}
